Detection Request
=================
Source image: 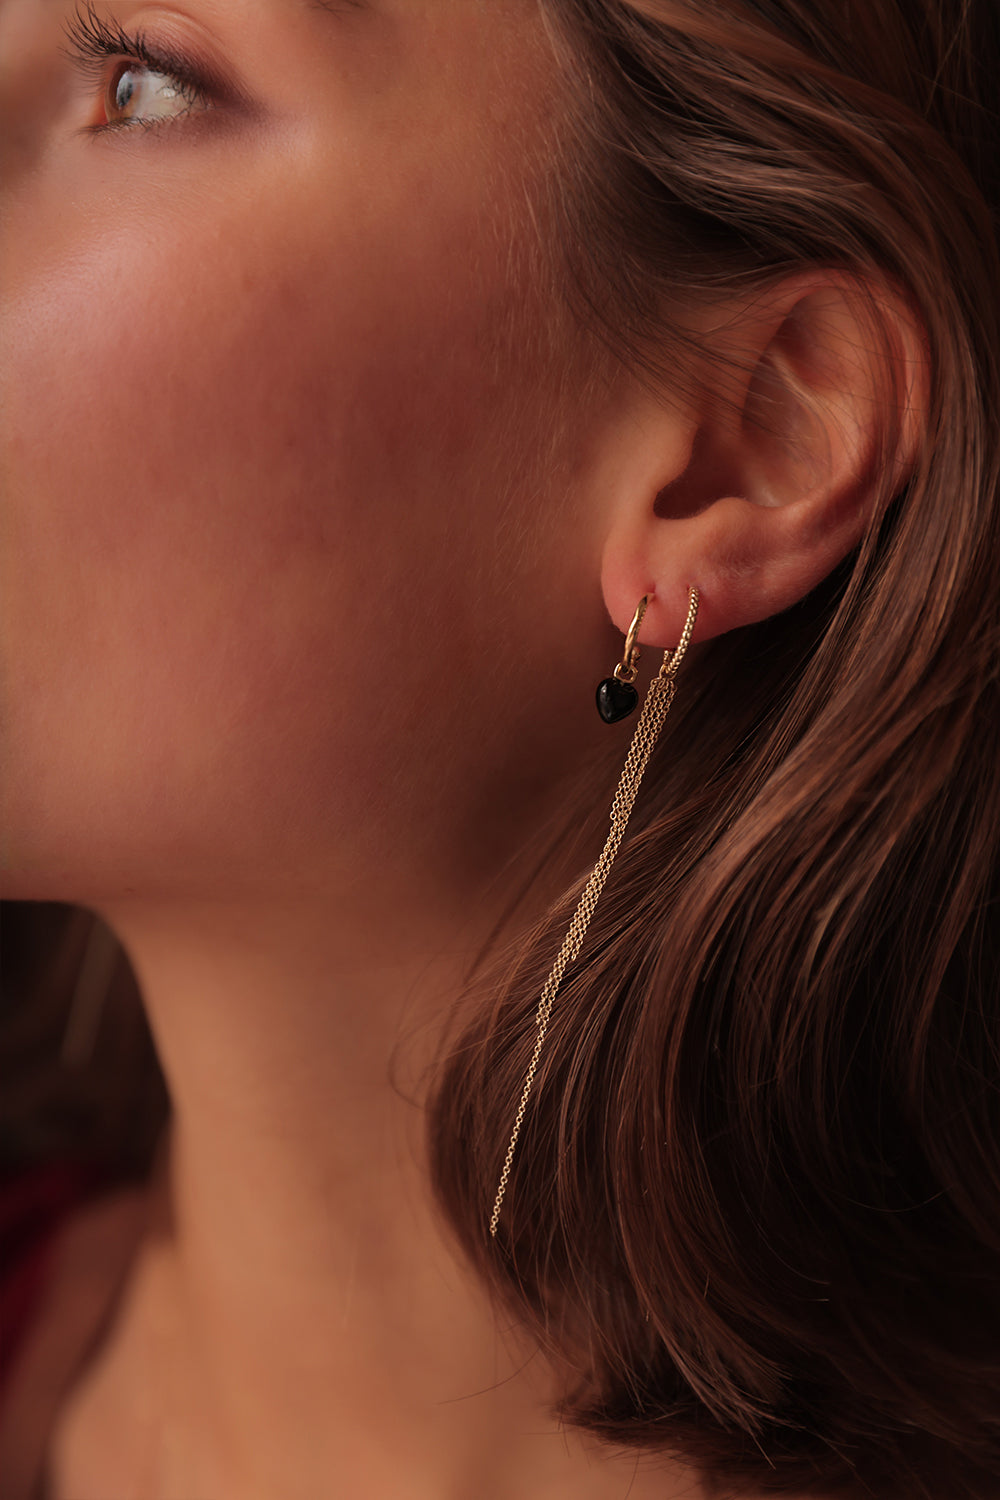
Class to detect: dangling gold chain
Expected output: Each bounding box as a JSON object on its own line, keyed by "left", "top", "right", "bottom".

{"left": 489, "top": 588, "right": 699, "bottom": 1237}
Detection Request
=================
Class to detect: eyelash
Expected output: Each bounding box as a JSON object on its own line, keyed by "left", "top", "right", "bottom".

{"left": 59, "top": 3, "right": 210, "bottom": 133}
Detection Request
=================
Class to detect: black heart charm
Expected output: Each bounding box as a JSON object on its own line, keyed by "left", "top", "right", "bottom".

{"left": 596, "top": 676, "right": 639, "bottom": 723}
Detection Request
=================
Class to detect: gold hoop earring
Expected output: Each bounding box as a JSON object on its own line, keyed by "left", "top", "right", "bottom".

{"left": 489, "top": 586, "right": 700, "bottom": 1237}
{"left": 595, "top": 594, "right": 649, "bottom": 722}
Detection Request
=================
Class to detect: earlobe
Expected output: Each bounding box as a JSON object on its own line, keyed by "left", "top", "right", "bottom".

{"left": 600, "top": 271, "right": 929, "bottom": 650}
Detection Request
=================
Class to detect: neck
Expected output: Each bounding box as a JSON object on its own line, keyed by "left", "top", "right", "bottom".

{"left": 75, "top": 874, "right": 695, "bottom": 1500}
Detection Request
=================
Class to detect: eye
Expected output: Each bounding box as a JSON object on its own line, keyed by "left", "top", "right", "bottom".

{"left": 102, "top": 60, "right": 203, "bottom": 130}
{"left": 60, "top": 4, "right": 212, "bottom": 135}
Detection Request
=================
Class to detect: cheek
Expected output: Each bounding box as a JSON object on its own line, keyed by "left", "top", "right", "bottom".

{"left": 0, "top": 154, "right": 562, "bottom": 895}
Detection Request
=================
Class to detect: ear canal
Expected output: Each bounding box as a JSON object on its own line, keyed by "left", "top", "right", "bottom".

{"left": 653, "top": 427, "right": 745, "bottom": 521}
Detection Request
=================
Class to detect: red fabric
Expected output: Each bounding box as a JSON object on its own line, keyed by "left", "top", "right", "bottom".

{"left": 0, "top": 1161, "right": 104, "bottom": 1404}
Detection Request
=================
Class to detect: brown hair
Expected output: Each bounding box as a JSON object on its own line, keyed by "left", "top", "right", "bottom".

{"left": 430, "top": 1, "right": 1000, "bottom": 1496}
{"left": 0, "top": 902, "right": 165, "bottom": 1180}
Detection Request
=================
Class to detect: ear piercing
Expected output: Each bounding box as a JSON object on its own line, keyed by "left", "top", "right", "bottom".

{"left": 489, "top": 588, "right": 700, "bottom": 1236}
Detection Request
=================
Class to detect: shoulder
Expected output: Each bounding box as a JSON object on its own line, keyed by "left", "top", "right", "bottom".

{"left": 0, "top": 1165, "right": 149, "bottom": 1500}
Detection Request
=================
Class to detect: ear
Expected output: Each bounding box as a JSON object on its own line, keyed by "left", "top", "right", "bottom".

{"left": 599, "top": 270, "right": 929, "bottom": 648}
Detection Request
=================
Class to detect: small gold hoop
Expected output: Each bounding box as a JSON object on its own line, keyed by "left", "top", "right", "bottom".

{"left": 612, "top": 595, "right": 649, "bottom": 685}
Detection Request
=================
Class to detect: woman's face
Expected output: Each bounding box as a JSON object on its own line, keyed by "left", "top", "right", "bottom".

{"left": 0, "top": 1, "right": 620, "bottom": 915}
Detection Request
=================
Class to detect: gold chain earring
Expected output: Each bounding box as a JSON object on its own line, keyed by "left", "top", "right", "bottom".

{"left": 489, "top": 587, "right": 700, "bottom": 1237}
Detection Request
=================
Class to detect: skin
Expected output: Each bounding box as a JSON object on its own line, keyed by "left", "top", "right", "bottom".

{"left": 0, "top": 2, "right": 926, "bottom": 1496}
